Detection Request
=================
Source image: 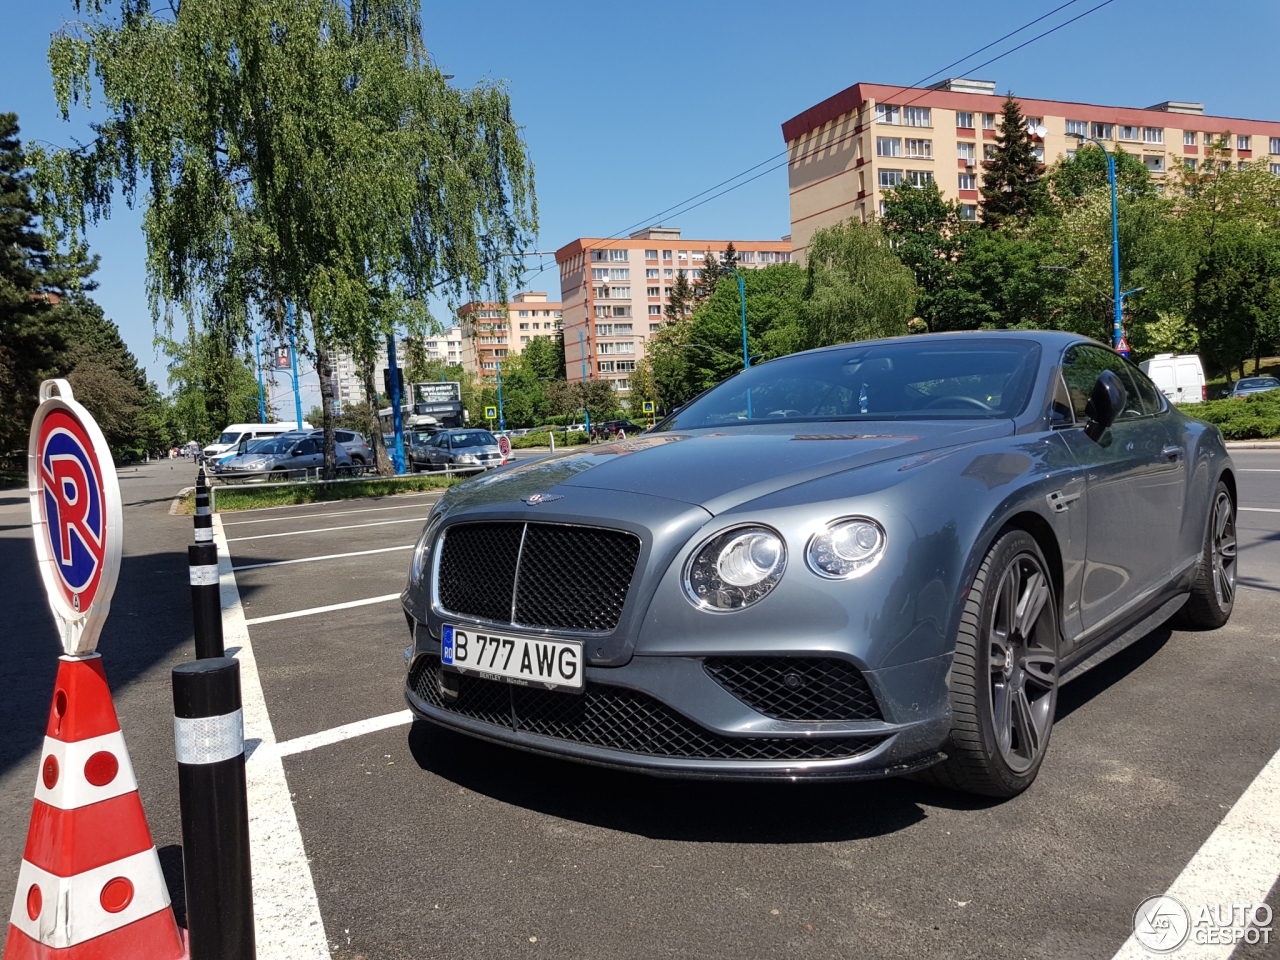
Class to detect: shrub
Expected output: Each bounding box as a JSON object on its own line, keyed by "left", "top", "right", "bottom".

{"left": 511, "top": 430, "right": 589, "bottom": 449}
{"left": 1179, "top": 390, "right": 1280, "bottom": 440}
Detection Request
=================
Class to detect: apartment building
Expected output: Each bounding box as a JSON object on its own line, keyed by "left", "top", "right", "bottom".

{"left": 331, "top": 326, "right": 462, "bottom": 407}
{"left": 555, "top": 227, "right": 793, "bottom": 393}
{"left": 457, "top": 291, "right": 564, "bottom": 377}
{"left": 783, "top": 77, "right": 1280, "bottom": 259}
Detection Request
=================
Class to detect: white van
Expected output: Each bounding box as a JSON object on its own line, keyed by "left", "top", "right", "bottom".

{"left": 1139, "top": 354, "right": 1206, "bottom": 405}
{"left": 202, "top": 422, "right": 312, "bottom": 460}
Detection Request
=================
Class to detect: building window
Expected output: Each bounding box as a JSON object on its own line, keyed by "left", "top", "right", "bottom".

{"left": 956, "top": 111, "right": 974, "bottom": 129}
{"left": 1065, "top": 120, "right": 1087, "bottom": 137}
{"left": 613, "top": 379, "right": 631, "bottom": 391}
{"left": 982, "top": 113, "right": 996, "bottom": 130}
{"left": 520, "top": 336, "right": 529, "bottom": 344}
{"left": 518, "top": 309, "right": 528, "bottom": 317}
{"left": 677, "top": 250, "right": 688, "bottom": 261}
{"left": 662, "top": 250, "right": 672, "bottom": 260}
{"left": 611, "top": 306, "right": 631, "bottom": 318}
{"left": 876, "top": 104, "right": 900, "bottom": 124}
{"left": 648, "top": 305, "right": 661, "bottom": 315}
{"left": 612, "top": 287, "right": 630, "bottom": 299}
{"left": 879, "top": 169, "right": 903, "bottom": 188}
{"left": 876, "top": 137, "right": 901, "bottom": 157}
{"left": 1221, "top": 160, "right": 1231, "bottom": 171}
{"left": 984, "top": 144, "right": 998, "bottom": 161}
{"left": 1066, "top": 149, "right": 1076, "bottom": 160}
{"left": 597, "top": 361, "right": 614, "bottom": 373}
{"left": 609, "top": 268, "right": 629, "bottom": 280}
{"left": 689, "top": 269, "right": 701, "bottom": 280}
{"left": 1119, "top": 125, "right": 1139, "bottom": 141}
{"left": 1033, "top": 144, "right": 1045, "bottom": 163}
{"left": 647, "top": 286, "right": 660, "bottom": 297}
{"left": 778, "top": 252, "right": 791, "bottom": 262}
{"left": 690, "top": 251, "right": 705, "bottom": 262}
{"left": 663, "top": 268, "right": 672, "bottom": 278}
{"left": 1184, "top": 159, "right": 1197, "bottom": 170}
{"left": 906, "top": 170, "right": 934, "bottom": 187}
{"left": 646, "top": 268, "right": 659, "bottom": 279}
{"left": 1092, "top": 122, "right": 1114, "bottom": 140}
{"left": 960, "top": 204, "right": 977, "bottom": 221}
{"left": 1238, "top": 135, "right": 1251, "bottom": 151}
{"left": 1024, "top": 117, "right": 1043, "bottom": 131}
{"left": 650, "top": 323, "right": 662, "bottom": 332}
{"left": 519, "top": 322, "right": 529, "bottom": 330}
{"left": 1204, "top": 132, "right": 1216, "bottom": 146}
{"left": 610, "top": 249, "right": 628, "bottom": 261}
{"left": 738, "top": 251, "right": 756, "bottom": 263}
{"left": 958, "top": 173, "right": 976, "bottom": 190}
{"left": 1184, "top": 131, "right": 1196, "bottom": 146}
{"left": 878, "top": 200, "right": 889, "bottom": 217}
{"left": 1239, "top": 161, "right": 1248, "bottom": 170}
{"left": 1143, "top": 127, "right": 1164, "bottom": 144}
{"left": 1271, "top": 138, "right": 1280, "bottom": 155}
{"left": 1144, "top": 155, "right": 1165, "bottom": 173}
{"left": 1271, "top": 163, "right": 1280, "bottom": 175}
{"left": 645, "top": 249, "right": 658, "bottom": 259}
{"left": 616, "top": 360, "right": 636, "bottom": 373}
{"left": 905, "top": 138, "right": 932, "bottom": 158}
{"left": 957, "top": 142, "right": 976, "bottom": 162}
{"left": 903, "top": 107, "right": 931, "bottom": 127}
{"left": 758, "top": 251, "right": 775, "bottom": 263}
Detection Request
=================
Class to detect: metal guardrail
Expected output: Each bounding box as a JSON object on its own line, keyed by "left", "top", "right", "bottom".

{"left": 205, "top": 463, "right": 485, "bottom": 511}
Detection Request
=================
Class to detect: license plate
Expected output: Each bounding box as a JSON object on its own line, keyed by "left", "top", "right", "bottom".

{"left": 441, "top": 625, "right": 584, "bottom": 692}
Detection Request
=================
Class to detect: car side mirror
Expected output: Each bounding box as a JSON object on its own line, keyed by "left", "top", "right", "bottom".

{"left": 1084, "top": 370, "right": 1126, "bottom": 442}
{"left": 291, "top": 448, "right": 304, "bottom": 457}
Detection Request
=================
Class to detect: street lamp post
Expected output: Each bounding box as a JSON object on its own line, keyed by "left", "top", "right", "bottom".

{"left": 1041, "top": 265, "right": 1144, "bottom": 349}
{"left": 386, "top": 335, "right": 407, "bottom": 474}
{"left": 495, "top": 360, "right": 506, "bottom": 434}
{"left": 254, "top": 331, "right": 267, "bottom": 422}
{"left": 1072, "top": 133, "right": 1124, "bottom": 352}
{"left": 285, "top": 301, "right": 304, "bottom": 426}
{"left": 577, "top": 327, "right": 591, "bottom": 434}
{"left": 723, "top": 267, "right": 753, "bottom": 418}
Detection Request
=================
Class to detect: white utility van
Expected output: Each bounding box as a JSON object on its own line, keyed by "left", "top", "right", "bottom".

{"left": 1139, "top": 354, "right": 1207, "bottom": 405}
{"left": 202, "top": 421, "right": 311, "bottom": 460}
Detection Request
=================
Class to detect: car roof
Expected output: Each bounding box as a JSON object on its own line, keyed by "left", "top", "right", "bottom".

{"left": 781, "top": 328, "right": 1100, "bottom": 363}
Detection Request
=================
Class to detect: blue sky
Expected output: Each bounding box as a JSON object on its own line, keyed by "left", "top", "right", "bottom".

{"left": 3, "top": 0, "right": 1278, "bottom": 409}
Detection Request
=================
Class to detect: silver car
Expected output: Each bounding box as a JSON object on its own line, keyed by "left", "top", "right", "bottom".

{"left": 411, "top": 429, "right": 505, "bottom": 472}
{"left": 214, "top": 433, "right": 352, "bottom": 482}
{"left": 400, "top": 332, "right": 1236, "bottom": 797}
{"left": 1227, "top": 376, "right": 1279, "bottom": 399}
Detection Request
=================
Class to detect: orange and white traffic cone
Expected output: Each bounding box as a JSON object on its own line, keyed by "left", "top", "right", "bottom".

{"left": 5, "top": 655, "right": 186, "bottom": 959}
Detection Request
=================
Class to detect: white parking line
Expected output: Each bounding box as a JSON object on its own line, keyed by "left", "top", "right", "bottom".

{"left": 226, "top": 516, "right": 429, "bottom": 542}
{"left": 1111, "top": 744, "right": 1280, "bottom": 959}
{"left": 222, "top": 499, "right": 439, "bottom": 526}
{"left": 213, "top": 515, "right": 329, "bottom": 959}
{"left": 234, "top": 545, "right": 412, "bottom": 572}
{"left": 244, "top": 593, "right": 402, "bottom": 625}
{"left": 1240, "top": 507, "right": 1280, "bottom": 514}
{"left": 1239, "top": 469, "right": 1280, "bottom": 472}
{"left": 276, "top": 710, "right": 414, "bottom": 758}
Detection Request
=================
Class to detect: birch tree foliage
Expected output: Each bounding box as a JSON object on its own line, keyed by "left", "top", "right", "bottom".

{"left": 34, "top": 0, "right": 537, "bottom": 470}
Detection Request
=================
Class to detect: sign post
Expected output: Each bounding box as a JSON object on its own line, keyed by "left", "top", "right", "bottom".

{"left": 642, "top": 400, "right": 655, "bottom": 429}
{"left": 485, "top": 405, "right": 497, "bottom": 431}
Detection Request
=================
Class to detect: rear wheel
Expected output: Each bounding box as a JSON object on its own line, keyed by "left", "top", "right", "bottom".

{"left": 919, "top": 529, "right": 1060, "bottom": 798}
{"left": 1177, "top": 481, "right": 1236, "bottom": 629}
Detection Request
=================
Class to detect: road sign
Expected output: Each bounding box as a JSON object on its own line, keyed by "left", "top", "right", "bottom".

{"left": 1117, "top": 335, "right": 1131, "bottom": 357}
{"left": 485, "top": 405, "right": 498, "bottom": 420}
{"left": 28, "top": 379, "right": 123, "bottom": 655}
{"left": 641, "top": 401, "right": 655, "bottom": 414}
{"left": 497, "top": 434, "right": 511, "bottom": 458}
{"left": 274, "top": 346, "right": 290, "bottom": 368}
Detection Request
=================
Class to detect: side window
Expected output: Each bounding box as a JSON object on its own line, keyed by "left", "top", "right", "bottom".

{"left": 1061, "top": 345, "right": 1145, "bottom": 421}
{"left": 300, "top": 439, "right": 319, "bottom": 455}
{"left": 1124, "top": 361, "right": 1165, "bottom": 415}
{"left": 1049, "top": 371, "right": 1074, "bottom": 426}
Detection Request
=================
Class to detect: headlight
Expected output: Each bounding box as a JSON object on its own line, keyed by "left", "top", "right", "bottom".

{"left": 457, "top": 454, "right": 479, "bottom": 464}
{"left": 410, "top": 515, "right": 442, "bottom": 583}
{"left": 806, "top": 518, "right": 886, "bottom": 579}
{"left": 684, "top": 525, "right": 786, "bottom": 611}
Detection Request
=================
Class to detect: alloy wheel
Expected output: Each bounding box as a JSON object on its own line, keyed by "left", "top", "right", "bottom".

{"left": 987, "top": 553, "right": 1058, "bottom": 774}
{"left": 1210, "top": 491, "right": 1237, "bottom": 612}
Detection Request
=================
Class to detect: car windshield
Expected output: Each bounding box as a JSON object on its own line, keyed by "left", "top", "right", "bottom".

{"left": 250, "top": 438, "right": 295, "bottom": 455}
{"left": 655, "top": 338, "right": 1041, "bottom": 430}
{"left": 217, "top": 431, "right": 243, "bottom": 444}
{"left": 449, "top": 431, "right": 497, "bottom": 448}
{"left": 1238, "top": 378, "right": 1279, "bottom": 389}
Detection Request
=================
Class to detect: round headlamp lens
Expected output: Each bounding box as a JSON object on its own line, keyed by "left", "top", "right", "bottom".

{"left": 807, "top": 519, "right": 886, "bottom": 579}
{"left": 685, "top": 526, "right": 786, "bottom": 611}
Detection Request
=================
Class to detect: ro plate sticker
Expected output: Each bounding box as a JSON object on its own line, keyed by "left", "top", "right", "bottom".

{"left": 441, "top": 625, "right": 455, "bottom": 664}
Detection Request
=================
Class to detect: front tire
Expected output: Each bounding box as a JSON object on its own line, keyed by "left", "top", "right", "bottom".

{"left": 1177, "top": 481, "right": 1236, "bottom": 629}
{"left": 922, "top": 529, "right": 1060, "bottom": 798}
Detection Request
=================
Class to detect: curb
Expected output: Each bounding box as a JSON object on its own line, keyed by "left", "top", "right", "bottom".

{"left": 169, "top": 486, "right": 194, "bottom": 516}
{"left": 1225, "top": 441, "right": 1280, "bottom": 449}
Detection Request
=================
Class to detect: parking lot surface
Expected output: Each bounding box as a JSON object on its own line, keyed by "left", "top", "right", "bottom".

{"left": 2, "top": 451, "right": 1279, "bottom": 959}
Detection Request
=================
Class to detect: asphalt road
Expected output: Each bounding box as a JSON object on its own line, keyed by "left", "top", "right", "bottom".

{"left": 3, "top": 450, "right": 1279, "bottom": 959}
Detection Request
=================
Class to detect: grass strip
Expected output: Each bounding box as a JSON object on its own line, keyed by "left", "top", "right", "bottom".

{"left": 180, "top": 474, "right": 464, "bottom": 513}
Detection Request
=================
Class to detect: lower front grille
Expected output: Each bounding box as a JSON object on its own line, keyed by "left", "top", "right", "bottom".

{"left": 703, "top": 657, "right": 883, "bottom": 722}
{"left": 409, "top": 656, "right": 881, "bottom": 762}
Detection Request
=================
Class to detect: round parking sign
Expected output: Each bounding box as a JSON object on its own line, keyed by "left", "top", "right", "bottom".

{"left": 27, "top": 379, "right": 122, "bottom": 655}
{"left": 497, "top": 434, "right": 511, "bottom": 458}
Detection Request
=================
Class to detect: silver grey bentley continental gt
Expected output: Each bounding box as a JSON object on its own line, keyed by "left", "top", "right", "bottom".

{"left": 400, "top": 331, "right": 1236, "bottom": 797}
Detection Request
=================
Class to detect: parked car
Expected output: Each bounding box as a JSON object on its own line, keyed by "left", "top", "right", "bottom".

{"left": 201, "top": 421, "right": 311, "bottom": 461}
{"left": 401, "top": 331, "right": 1236, "bottom": 798}
{"left": 409, "top": 429, "right": 505, "bottom": 472}
{"left": 1227, "top": 376, "right": 1280, "bottom": 399}
{"left": 303, "top": 428, "right": 374, "bottom": 467}
{"left": 1139, "top": 353, "right": 1206, "bottom": 404}
{"left": 596, "top": 419, "right": 644, "bottom": 438}
{"left": 212, "top": 433, "right": 352, "bottom": 482}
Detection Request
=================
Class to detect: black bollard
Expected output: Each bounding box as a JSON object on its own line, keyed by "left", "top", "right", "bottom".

{"left": 194, "top": 469, "right": 214, "bottom": 541}
{"left": 189, "top": 542, "right": 225, "bottom": 658}
{"left": 173, "top": 658, "right": 256, "bottom": 960}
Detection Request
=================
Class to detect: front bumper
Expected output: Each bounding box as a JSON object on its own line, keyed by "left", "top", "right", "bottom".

{"left": 402, "top": 621, "right": 951, "bottom": 782}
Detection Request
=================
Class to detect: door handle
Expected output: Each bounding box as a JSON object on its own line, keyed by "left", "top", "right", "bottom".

{"left": 1162, "top": 445, "right": 1183, "bottom": 461}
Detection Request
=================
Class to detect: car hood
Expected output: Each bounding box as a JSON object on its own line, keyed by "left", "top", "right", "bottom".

{"left": 435, "top": 421, "right": 1014, "bottom": 517}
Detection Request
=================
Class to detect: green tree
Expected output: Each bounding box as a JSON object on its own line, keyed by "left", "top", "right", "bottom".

{"left": 801, "top": 219, "right": 916, "bottom": 347}
{"left": 521, "top": 332, "right": 566, "bottom": 381}
{"left": 664, "top": 270, "right": 694, "bottom": 325}
{"left": 163, "top": 326, "right": 262, "bottom": 444}
{"left": 980, "top": 94, "right": 1046, "bottom": 227}
{"left": 37, "top": 0, "right": 537, "bottom": 478}
{"left": 879, "top": 180, "right": 969, "bottom": 332}
{"left": 1047, "top": 143, "right": 1152, "bottom": 204}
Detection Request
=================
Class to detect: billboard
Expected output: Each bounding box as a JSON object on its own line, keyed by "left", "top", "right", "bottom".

{"left": 412, "top": 381, "right": 462, "bottom": 404}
